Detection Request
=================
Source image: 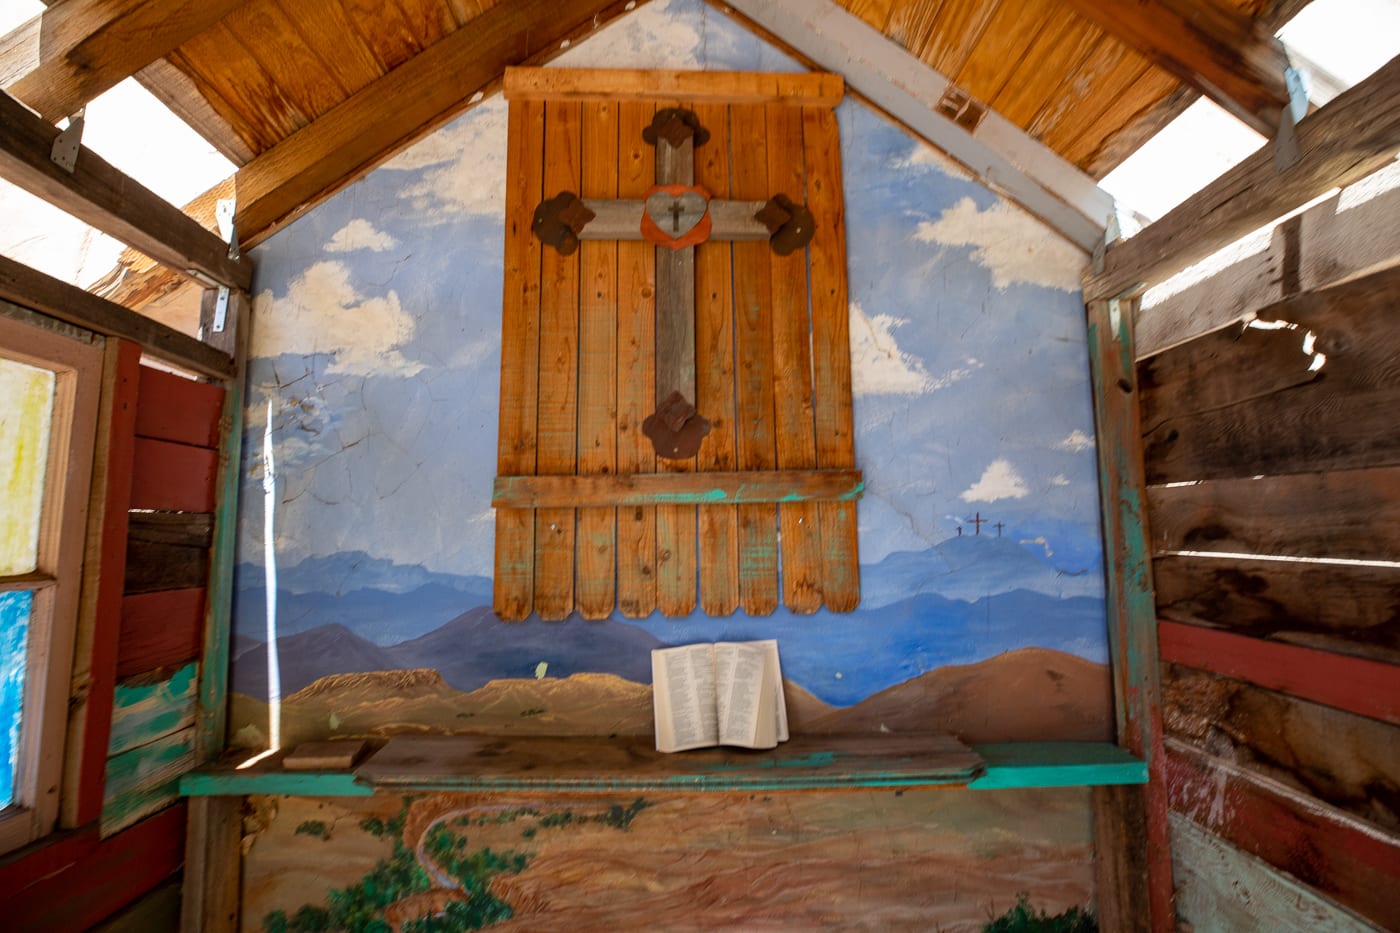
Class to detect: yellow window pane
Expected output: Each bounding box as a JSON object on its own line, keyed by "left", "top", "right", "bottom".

{"left": 0, "top": 357, "right": 55, "bottom": 575}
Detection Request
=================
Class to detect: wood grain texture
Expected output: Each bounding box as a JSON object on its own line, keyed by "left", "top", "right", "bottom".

{"left": 117, "top": 588, "right": 205, "bottom": 679}
{"left": 180, "top": 796, "right": 241, "bottom": 933}
{"left": 729, "top": 103, "right": 779, "bottom": 616}
{"left": 108, "top": 662, "right": 200, "bottom": 757}
{"left": 802, "top": 105, "right": 860, "bottom": 612}
{"left": 133, "top": 366, "right": 225, "bottom": 450}
{"left": 534, "top": 100, "right": 581, "bottom": 621}
{"left": 1148, "top": 466, "right": 1400, "bottom": 562}
{"left": 493, "top": 470, "right": 864, "bottom": 507}
{"left": 991, "top": 8, "right": 1100, "bottom": 129}
{"left": 1166, "top": 737, "right": 1400, "bottom": 930}
{"left": 614, "top": 100, "right": 657, "bottom": 619}
{"left": 576, "top": 99, "right": 619, "bottom": 620}
{"left": 102, "top": 727, "right": 197, "bottom": 836}
{"left": 223, "top": 1, "right": 343, "bottom": 123}
{"left": 0, "top": 89, "right": 251, "bottom": 291}
{"left": 503, "top": 67, "right": 844, "bottom": 106}
{"left": 129, "top": 437, "right": 219, "bottom": 512}
{"left": 1140, "top": 266, "right": 1400, "bottom": 483}
{"left": 1154, "top": 555, "right": 1400, "bottom": 664}
{"left": 1086, "top": 54, "right": 1400, "bottom": 301}
{"left": 67, "top": 338, "right": 141, "bottom": 826}
{"left": 1163, "top": 659, "right": 1400, "bottom": 830}
{"left": 494, "top": 99, "right": 544, "bottom": 621}
{"left": 765, "top": 103, "right": 821, "bottom": 614}
{"left": 124, "top": 512, "right": 213, "bottom": 595}
{"left": 692, "top": 101, "right": 740, "bottom": 616}
{"left": 1092, "top": 783, "right": 1153, "bottom": 933}
{"left": 134, "top": 56, "right": 259, "bottom": 165}
{"left": 0, "top": 803, "right": 186, "bottom": 933}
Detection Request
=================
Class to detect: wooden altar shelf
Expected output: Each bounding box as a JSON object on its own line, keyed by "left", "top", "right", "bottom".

{"left": 493, "top": 469, "right": 863, "bottom": 508}
{"left": 179, "top": 738, "right": 1147, "bottom": 797}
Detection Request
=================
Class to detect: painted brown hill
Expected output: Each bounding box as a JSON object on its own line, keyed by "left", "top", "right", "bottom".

{"left": 807, "top": 647, "right": 1113, "bottom": 743}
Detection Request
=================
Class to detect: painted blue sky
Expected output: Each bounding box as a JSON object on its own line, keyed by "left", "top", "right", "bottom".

{"left": 235, "top": 0, "right": 1104, "bottom": 611}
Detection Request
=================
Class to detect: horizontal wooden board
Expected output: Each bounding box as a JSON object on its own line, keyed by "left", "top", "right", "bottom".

{"left": 1160, "top": 620, "right": 1400, "bottom": 726}
{"left": 1140, "top": 266, "right": 1400, "bottom": 483}
{"left": 504, "top": 67, "right": 844, "bottom": 106}
{"left": 124, "top": 511, "right": 213, "bottom": 594}
{"left": 90, "top": 876, "right": 183, "bottom": 933}
{"left": 358, "top": 733, "right": 983, "bottom": 792}
{"left": 1166, "top": 738, "right": 1400, "bottom": 930}
{"left": 117, "top": 588, "right": 206, "bottom": 679}
{"left": 134, "top": 366, "right": 225, "bottom": 449}
{"left": 493, "top": 469, "right": 864, "bottom": 507}
{"left": 1171, "top": 813, "right": 1377, "bottom": 932}
{"left": 1153, "top": 555, "right": 1400, "bottom": 664}
{"left": 0, "top": 804, "right": 186, "bottom": 932}
{"left": 102, "top": 727, "right": 197, "bottom": 837}
{"left": 967, "top": 742, "right": 1146, "bottom": 789}
{"left": 107, "top": 662, "right": 200, "bottom": 757}
{"left": 1163, "top": 659, "right": 1400, "bottom": 831}
{"left": 125, "top": 510, "right": 216, "bottom": 548}
{"left": 129, "top": 438, "right": 219, "bottom": 512}
{"left": 1148, "top": 466, "right": 1400, "bottom": 561}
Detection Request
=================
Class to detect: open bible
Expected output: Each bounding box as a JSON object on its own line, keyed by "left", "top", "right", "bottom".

{"left": 651, "top": 640, "right": 790, "bottom": 752}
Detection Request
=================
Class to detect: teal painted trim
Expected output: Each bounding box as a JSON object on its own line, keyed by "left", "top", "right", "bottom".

{"left": 361, "top": 773, "right": 977, "bottom": 793}
{"left": 968, "top": 742, "right": 1147, "bottom": 789}
{"left": 108, "top": 662, "right": 199, "bottom": 756}
{"left": 102, "top": 727, "right": 197, "bottom": 835}
{"left": 180, "top": 770, "right": 374, "bottom": 797}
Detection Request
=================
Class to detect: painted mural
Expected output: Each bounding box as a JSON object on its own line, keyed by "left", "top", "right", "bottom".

{"left": 231, "top": 1, "right": 1110, "bottom": 929}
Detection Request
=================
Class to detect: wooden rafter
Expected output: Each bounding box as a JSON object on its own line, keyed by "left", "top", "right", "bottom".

{"left": 0, "top": 90, "right": 250, "bottom": 292}
{"left": 1059, "top": 0, "right": 1290, "bottom": 138}
{"left": 724, "top": 0, "right": 1112, "bottom": 252}
{"left": 0, "top": 0, "right": 252, "bottom": 122}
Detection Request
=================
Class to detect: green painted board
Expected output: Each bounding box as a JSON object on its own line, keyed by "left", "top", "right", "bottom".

{"left": 180, "top": 770, "right": 373, "bottom": 797}
{"left": 969, "top": 742, "right": 1147, "bottom": 789}
{"left": 102, "top": 726, "right": 197, "bottom": 836}
{"left": 107, "top": 662, "right": 199, "bottom": 756}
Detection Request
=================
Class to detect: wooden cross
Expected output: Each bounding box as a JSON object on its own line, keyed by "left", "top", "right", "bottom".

{"left": 532, "top": 107, "right": 813, "bottom": 460}
{"left": 969, "top": 512, "right": 987, "bottom": 535}
{"left": 994, "top": 521, "right": 1005, "bottom": 537}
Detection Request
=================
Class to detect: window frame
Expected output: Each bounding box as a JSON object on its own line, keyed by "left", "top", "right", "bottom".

{"left": 0, "top": 311, "right": 101, "bottom": 855}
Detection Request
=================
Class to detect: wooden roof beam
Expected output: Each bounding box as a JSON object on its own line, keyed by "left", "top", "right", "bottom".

{"left": 724, "top": 0, "right": 1112, "bottom": 252}
{"left": 0, "top": 0, "right": 251, "bottom": 122}
{"left": 1059, "top": 0, "right": 1291, "bottom": 138}
{"left": 0, "top": 89, "right": 251, "bottom": 292}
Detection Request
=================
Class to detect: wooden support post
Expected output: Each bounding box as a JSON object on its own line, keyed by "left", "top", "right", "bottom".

{"left": 1086, "top": 297, "right": 1174, "bottom": 932}
{"left": 180, "top": 796, "right": 241, "bottom": 933}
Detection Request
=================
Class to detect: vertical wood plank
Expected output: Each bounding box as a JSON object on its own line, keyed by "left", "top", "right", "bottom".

{"left": 1086, "top": 297, "right": 1175, "bottom": 932}
{"left": 535, "top": 100, "right": 582, "bottom": 621}
{"left": 693, "top": 102, "right": 740, "bottom": 616}
{"left": 577, "top": 100, "right": 619, "bottom": 619}
{"left": 495, "top": 99, "right": 545, "bottom": 620}
{"left": 1093, "top": 783, "right": 1153, "bottom": 933}
{"left": 615, "top": 101, "right": 658, "bottom": 618}
{"left": 180, "top": 796, "right": 241, "bottom": 933}
{"left": 803, "top": 105, "right": 860, "bottom": 612}
{"left": 729, "top": 103, "right": 780, "bottom": 615}
{"left": 766, "top": 103, "right": 822, "bottom": 614}
{"left": 67, "top": 338, "right": 142, "bottom": 826}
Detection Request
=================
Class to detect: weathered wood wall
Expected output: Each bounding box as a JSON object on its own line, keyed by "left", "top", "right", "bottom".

{"left": 1137, "top": 254, "right": 1400, "bottom": 929}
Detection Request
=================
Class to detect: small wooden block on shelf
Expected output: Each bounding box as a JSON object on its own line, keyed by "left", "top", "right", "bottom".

{"left": 282, "top": 739, "right": 369, "bottom": 771}
{"left": 355, "top": 733, "right": 984, "bottom": 793}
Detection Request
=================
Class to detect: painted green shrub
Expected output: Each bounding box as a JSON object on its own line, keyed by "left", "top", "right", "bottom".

{"left": 983, "top": 895, "right": 1096, "bottom": 933}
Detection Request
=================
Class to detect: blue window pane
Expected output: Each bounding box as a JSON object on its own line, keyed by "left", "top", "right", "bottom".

{"left": 0, "top": 590, "right": 32, "bottom": 809}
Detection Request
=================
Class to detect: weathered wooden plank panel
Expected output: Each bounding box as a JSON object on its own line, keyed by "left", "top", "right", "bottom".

{"left": 1140, "top": 266, "right": 1400, "bottom": 483}
{"left": 102, "top": 727, "right": 197, "bottom": 837}
{"left": 766, "top": 102, "right": 822, "bottom": 615}
{"left": 134, "top": 366, "right": 225, "bottom": 450}
{"left": 129, "top": 438, "right": 218, "bottom": 512}
{"left": 1093, "top": 783, "right": 1153, "bottom": 933}
{"left": 124, "top": 512, "right": 212, "bottom": 595}
{"left": 494, "top": 98, "right": 545, "bottom": 621}
{"left": 1148, "top": 466, "right": 1400, "bottom": 561}
{"left": 693, "top": 100, "right": 740, "bottom": 617}
{"left": 502, "top": 67, "right": 844, "bottom": 106}
{"left": 108, "top": 662, "right": 200, "bottom": 758}
{"left": 181, "top": 796, "right": 241, "bottom": 933}
{"left": 1163, "top": 660, "right": 1400, "bottom": 830}
{"left": 613, "top": 100, "right": 657, "bottom": 619}
{"left": 1166, "top": 738, "right": 1400, "bottom": 929}
{"left": 493, "top": 469, "right": 864, "bottom": 507}
{"left": 1171, "top": 813, "right": 1378, "bottom": 933}
{"left": 730, "top": 103, "right": 780, "bottom": 616}
{"left": 803, "top": 105, "right": 860, "bottom": 612}
{"left": 0, "top": 803, "right": 186, "bottom": 933}
{"left": 117, "top": 589, "right": 205, "bottom": 679}
{"left": 575, "top": 98, "right": 619, "bottom": 620}
{"left": 1154, "top": 555, "right": 1400, "bottom": 664}
{"left": 534, "top": 100, "right": 582, "bottom": 622}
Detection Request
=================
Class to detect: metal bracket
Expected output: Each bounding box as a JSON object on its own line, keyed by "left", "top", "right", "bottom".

{"left": 50, "top": 108, "right": 85, "bottom": 173}
{"left": 1091, "top": 211, "right": 1123, "bottom": 277}
{"left": 213, "top": 287, "right": 231, "bottom": 334}
{"left": 215, "top": 197, "right": 240, "bottom": 261}
{"left": 1274, "top": 66, "right": 1310, "bottom": 172}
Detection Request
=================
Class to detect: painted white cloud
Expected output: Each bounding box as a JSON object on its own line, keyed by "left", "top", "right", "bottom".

{"left": 849, "top": 301, "right": 979, "bottom": 396}
{"left": 553, "top": 0, "right": 702, "bottom": 68}
{"left": 915, "top": 197, "right": 1086, "bottom": 292}
{"left": 1057, "top": 429, "right": 1094, "bottom": 452}
{"left": 325, "top": 219, "right": 397, "bottom": 253}
{"left": 1050, "top": 474, "right": 1071, "bottom": 487}
{"left": 251, "top": 260, "right": 423, "bottom": 376}
{"left": 891, "top": 140, "right": 965, "bottom": 180}
{"left": 960, "top": 459, "right": 1030, "bottom": 503}
{"left": 385, "top": 98, "right": 509, "bottom": 220}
